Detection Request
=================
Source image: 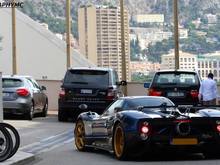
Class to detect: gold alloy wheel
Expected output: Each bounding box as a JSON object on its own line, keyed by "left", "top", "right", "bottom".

{"left": 114, "top": 125, "right": 125, "bottom": 158}
{"left": 75, "top": 121, "right": 85, "bottom": 151}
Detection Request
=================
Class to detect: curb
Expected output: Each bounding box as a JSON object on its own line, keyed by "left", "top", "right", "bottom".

{"left": 0, "top": 151, "right": 35, "bottom": 165}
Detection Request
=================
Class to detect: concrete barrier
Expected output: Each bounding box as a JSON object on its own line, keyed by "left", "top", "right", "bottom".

{"left": 36, "top": 80, "right": 148, "bottom": 111}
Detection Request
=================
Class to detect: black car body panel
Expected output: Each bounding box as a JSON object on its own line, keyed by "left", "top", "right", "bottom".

{"left": 74, "top": 96, "right": 220, "bottom": 159}
{"left": 58, "top": 67, "right": 124, "bottom": 121}
{"left": 148, "top": 70, "right": 201, "bottom": 106}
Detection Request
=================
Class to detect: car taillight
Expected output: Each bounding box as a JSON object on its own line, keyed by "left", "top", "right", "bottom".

{"left": 106, "top": 88, "right": 115, "bottom": 100}
{"left": 139, "top": 122, "right": 151, "bottom": 140}
{"left": 217, "top": 125, "right": 220, "bottom": 133}
{"left": 216, "top": 121, "right": 220, "bottom": 133}
{"left": 190, "top": 90, "right": 199, "bottom": 98}
{"left": 59, "top": 89, "right": 65, "bottom": 98}
{"left": 148, "top": 88, "right": 162, "bottom": 96}
{"left": 16, "top": 88, "right": 29, "bottom": 97}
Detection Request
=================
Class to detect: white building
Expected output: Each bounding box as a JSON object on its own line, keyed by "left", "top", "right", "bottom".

{"left": 206, "top": 13, "right": 217, "bottom": 24}
{"left": 0, "top": 8, "right": 94, "bottom": 80}
{"left": 130, "top": 27, "right": 173, "bottom": 50}
{"left": 179, "top": 28, "right": 188, "bottom": 39}
{"left": 161, "top": 50, "right": 197, "bottom": 70}
{"left": 197, "top": 52, "right": 220, "bottom": 82}
{"left": 133, "top": 14, "right": 164, "bottom": 24}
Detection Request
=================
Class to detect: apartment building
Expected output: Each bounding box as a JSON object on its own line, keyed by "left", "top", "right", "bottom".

{"left": 78, "top": 5, "right": 130, "bottom": 80}
{"left": 161, "top": 50, "right": 197, "bottom": 70}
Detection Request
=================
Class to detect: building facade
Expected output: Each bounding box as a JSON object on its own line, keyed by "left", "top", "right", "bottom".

{"left": 133, "top": 14, "right": 164, "bottom": 24}
{"left": 78, "top": 5, "right": 130, "bottom": 80}
{"left": 197, "top": 54, "right": 220, "bottom": 82}
{"left": 130, "top": 61, "right": 160, "bottom": 75}
{"left": 161, "top": 50, "right": 197, "bottom": 70}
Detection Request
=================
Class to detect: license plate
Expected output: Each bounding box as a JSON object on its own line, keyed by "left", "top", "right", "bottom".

{"left": 167, "top": 92, "right": 184, "bottom": 97}
{"left": 81, "top": 89, "right": 92, "bottom": 94}
{"left": 3, "top": 93, "right": 11, "bottom": 97}
{"left": 171, "top": 138, "right": 198, "bottom": 145}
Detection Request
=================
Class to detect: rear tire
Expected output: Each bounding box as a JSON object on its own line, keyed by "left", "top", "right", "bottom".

{"left": 113, "top": 123, "right": 128, "bottom": 160}
{"left": 203, "top": 148, "right": 220, "bottom": 159}
{"left": 58, "top": 108, "right": 68, "bottom": 122}
{"left": 25, "top": 103, "right": 34, "bottom": 120}
{"left": 41, "top": 101, "right": 48, "bottom": 117}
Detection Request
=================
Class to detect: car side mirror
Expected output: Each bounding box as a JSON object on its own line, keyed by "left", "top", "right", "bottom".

{"left": 116, "top": 80, "right": 127, "bottom": 86}
{"left": 114, "top": 107, "right": 123, "bottom": 113}
{"left": 144, "top": 82, "right": 150, "bottom": 88}
{"left": 41, "top": 86, "right": 47, "bottom": 91}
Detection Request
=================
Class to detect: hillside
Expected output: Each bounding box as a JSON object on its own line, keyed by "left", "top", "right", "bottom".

{"left": 19, "top": 0, "right": 220, "bottom": 35}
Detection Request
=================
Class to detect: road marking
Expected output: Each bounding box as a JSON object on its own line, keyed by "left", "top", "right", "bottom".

{"left": 20, "top": 129, "right": 74, "bottom": 154}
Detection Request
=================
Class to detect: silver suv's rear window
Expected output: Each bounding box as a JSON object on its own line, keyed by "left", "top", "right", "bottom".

{"left": 2, "top": 78, "right": 23, "bottom": 88}
{"left": 64, "top": 70, "right": 109, "bottom": 86}
{"left": 154, "top": 73, "right": 199, "bottom": 85}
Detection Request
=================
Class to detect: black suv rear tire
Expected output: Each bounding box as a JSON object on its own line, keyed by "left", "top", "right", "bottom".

{"left": 58, "top": 108, "right": 68, "bottom": 122}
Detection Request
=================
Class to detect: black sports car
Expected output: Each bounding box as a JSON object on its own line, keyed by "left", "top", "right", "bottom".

{"left": 74, "top": 96, "right": 220, "bottom": 160}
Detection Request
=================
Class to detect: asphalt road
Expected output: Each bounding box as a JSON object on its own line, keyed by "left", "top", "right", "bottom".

{"left": 25, "top": 143, "right": 220, "bottom": 165}
{"left": 5, "top": 113, "right": 220, "bottom": 165}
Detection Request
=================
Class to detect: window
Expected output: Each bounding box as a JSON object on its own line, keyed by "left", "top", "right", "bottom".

{"left": 214, "top": 70, "right": 217, "bottom": 77}
{"left": 214, "top": 61, "right": 217, "bottom": 68}
{"left": 103, "top": 99, "right": 124, "bottom": 116}
{"left": 201, "top": 62, "right": 204, "bottom": 68}
{"left": 2, "top": 78, "right": 23, "bottom": 88}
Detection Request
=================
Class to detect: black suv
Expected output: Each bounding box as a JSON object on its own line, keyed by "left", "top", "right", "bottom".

{"left": 146, "top": 70, "right": 201, "bottom": 106}
{"left": 58, "top": 67, "right": 126, "bottom": 121}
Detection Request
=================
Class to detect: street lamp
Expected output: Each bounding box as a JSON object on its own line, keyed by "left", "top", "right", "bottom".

{"left": 66, "top": 0, "right": 71, "bottom": 69}
{"left": 120, "top": 0, "right": 127, "bottom": 96}
{"left": 173, "top": 0, "right": 180, "bottom": 70}
{"left": 12, "top": 0, "right": 17, "bottom": 74}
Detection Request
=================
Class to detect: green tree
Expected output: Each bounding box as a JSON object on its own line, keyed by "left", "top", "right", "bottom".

{"left": 147, "top": 38, "right": 174, "bottom": 62}
{"left": 131, "top": 73, "right": 153, "bottom": 83}
{"left": 130, "top": 36, "right": 142, "bottom": 61}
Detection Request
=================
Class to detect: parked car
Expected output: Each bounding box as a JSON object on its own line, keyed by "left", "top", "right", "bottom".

{"left": 58, "top": 67, "right": 126, "bottom": 121}
{"left": 2, "top": 75, "right": 48, "bottom": 120}
{"left": 146, "top": 70, "right": 201, "bottom": 106}
{"left": 74, "top": 96, "right": 220, "bottom": 160}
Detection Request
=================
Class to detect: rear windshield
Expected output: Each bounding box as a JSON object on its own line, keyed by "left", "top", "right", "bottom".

{"left": 154, "top": 72, "right": 199, "bottom": 85}
{"left": 2, "top": 78, "right": 23, "bottom": 88}
{"left": 64, "top": 70, "right": 109, "bottom": 86}
{"left": 125, "top": 97, "right": 174, "bottom": 109}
